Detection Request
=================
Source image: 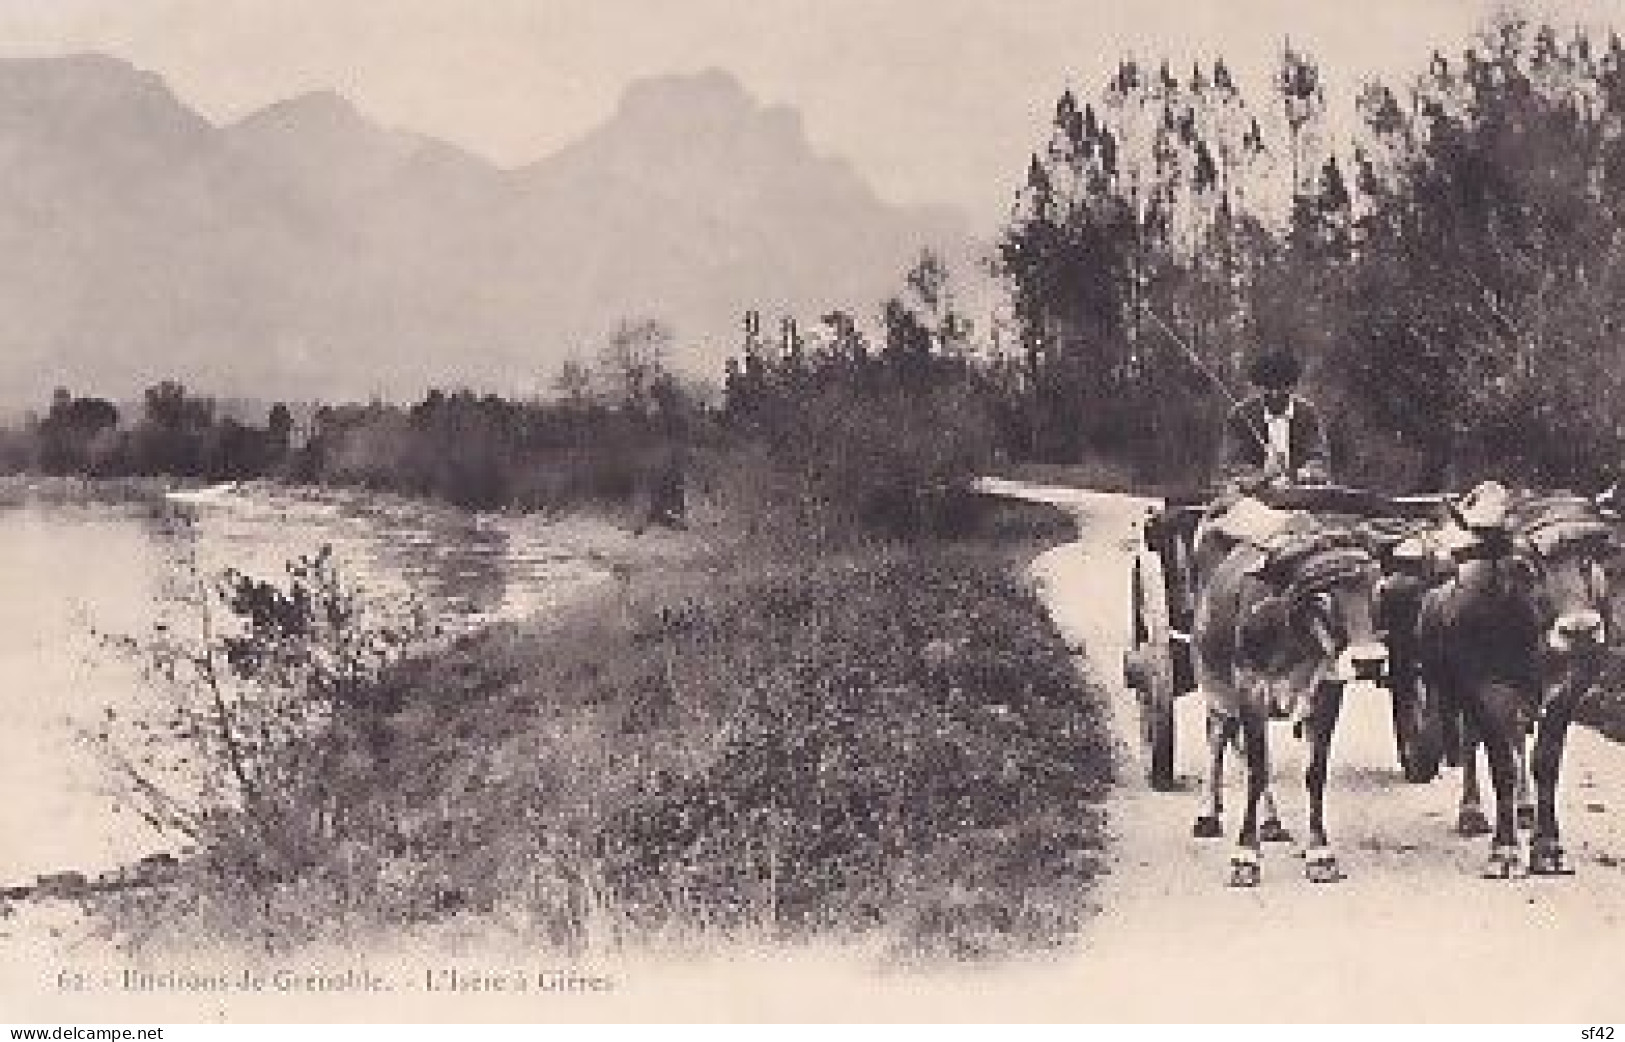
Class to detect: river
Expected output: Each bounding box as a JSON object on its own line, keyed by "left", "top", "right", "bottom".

{"left": 0, "top": 482, "right": 622, "bottom": 884}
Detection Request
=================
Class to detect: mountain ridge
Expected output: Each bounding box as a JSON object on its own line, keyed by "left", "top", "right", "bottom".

{"left": 0, "top": 53, "right": 972, "bottom": 406}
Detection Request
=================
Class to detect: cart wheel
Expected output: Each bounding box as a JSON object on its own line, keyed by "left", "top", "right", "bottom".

{"left": 1129, "top": 550, "right": 1178, "bottom": 791}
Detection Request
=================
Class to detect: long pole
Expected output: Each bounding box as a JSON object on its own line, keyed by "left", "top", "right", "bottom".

{"left": 1139, "top": 304, "right": 1268, "bottom": 450}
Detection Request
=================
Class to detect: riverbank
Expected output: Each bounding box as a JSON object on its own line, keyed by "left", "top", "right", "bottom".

{"left": 44, "top": 494, "right": 1111, "bottom": 967}
{"left": 0, "top": 473, "right": 179, "bottom": 507}
{"left": 0, "top": 476, "right": 701, "bottom": 924}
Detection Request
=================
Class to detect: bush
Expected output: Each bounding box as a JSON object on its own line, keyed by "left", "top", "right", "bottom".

{"left": 717, "top": 373, "right": 998, "bottom": 544}
{"left": 85, "top": 520, "right": 434, "bottom": 882}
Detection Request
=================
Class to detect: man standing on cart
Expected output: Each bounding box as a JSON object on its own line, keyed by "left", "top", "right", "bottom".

{"left": 1218, "top": 348, "right": 1331, "bottom": 494}
{"left": 1161, "top": 347, "right": 1333, "bottom": 590}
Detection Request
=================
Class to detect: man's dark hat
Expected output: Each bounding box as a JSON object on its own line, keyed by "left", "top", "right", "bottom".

{"left": 1247, "top": 350, "right": 1302, "bottom": 391}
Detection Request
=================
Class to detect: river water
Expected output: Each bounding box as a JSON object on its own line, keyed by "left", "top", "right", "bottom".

{"left": 0, "top": 483, "right": 618, "bottom": 884}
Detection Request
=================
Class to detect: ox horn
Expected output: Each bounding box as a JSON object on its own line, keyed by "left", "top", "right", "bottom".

{"left": 1595, "top": 479, "right": 1624, "bottom": 521}
{"left": 1443, "top": 493, "right": 1471, "bottom": 530}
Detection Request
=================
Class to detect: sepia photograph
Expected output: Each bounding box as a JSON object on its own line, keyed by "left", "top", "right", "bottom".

{"left": 2, "top": 0, "right": 1624, "bottom": 1026}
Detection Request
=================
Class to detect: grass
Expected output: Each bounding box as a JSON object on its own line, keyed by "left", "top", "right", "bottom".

{"left": 86, "top": 497, "right": 1111, "bottom": 964}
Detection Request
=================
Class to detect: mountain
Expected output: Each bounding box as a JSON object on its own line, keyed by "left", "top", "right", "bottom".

{"left": 0, "top": 55, "right": 971, "bottom": 407}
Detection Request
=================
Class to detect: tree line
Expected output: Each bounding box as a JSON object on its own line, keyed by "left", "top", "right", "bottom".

{"left": 0, "top": 251, "right": 995, "bottom": 538}
{"left": 2, "top": 381, "right": 295, "bottom": 481}
{"left": 711, "top": 11, "right": 1625, "bottom": 529}
{"left": 995, "top": 14, "right": 1625, "bottom": 492}
{"left": 0, "top": 319, "right": 701, "bottom": 513}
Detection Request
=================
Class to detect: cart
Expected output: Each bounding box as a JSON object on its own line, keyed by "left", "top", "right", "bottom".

{"left": 1121, "top": 484, "right": 1447, "bottom": 791}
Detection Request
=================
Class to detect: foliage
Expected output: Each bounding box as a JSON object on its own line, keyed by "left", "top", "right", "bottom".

{"left": 90, "top": 536, "right": 1110, "bottom": 962}
{"left": 3, "top": 338, "right": 706, "bottom": 517}
{"left": 595, "top": 547, "right": 1110, "bottom": 959}
{"left": 995, "top": 16, "right": 1625, "bottom": 494}
{"left": 294, "top": 386, "right": 695, "bottom": 512}
{"left": 1339, "top": 18, "right": 1625, "bottom": 488}
{"left": 84, "top": 524, "right": 434, "bottom": 876}
{"left": 35, "top": 389, "right": 121, "bottom": 475}
{"left": 994, "top": 56, "right": 1292, "bottom": 480}
{"left": 720, "top": 251, "right": 1000, "bottom": 540}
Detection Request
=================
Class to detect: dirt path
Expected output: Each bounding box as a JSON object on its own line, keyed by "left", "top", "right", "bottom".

{"left": 988, "top": 478, "right": 1625, "bottom": 1021}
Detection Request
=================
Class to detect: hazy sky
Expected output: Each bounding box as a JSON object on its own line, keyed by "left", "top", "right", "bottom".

{"left": 1, "top": 0, "right": 1620, "bottom": 222}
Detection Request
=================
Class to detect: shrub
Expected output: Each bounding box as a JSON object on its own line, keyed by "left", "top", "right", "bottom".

{"left": 85, "top": 519, "right": 434, "bottom": 883}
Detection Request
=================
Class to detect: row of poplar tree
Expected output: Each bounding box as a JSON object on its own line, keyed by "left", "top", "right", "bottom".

{"left": 994, "top": 14, "right": 1625, "bottom": 492}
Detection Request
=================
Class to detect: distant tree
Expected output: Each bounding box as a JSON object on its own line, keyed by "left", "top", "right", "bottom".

{"left": 205, "top": 418, "right": 276, "bottom": 480}
{"left": 881, "top": 297, "right": 934, "bottom": 376}
{"left": 902, "top": 249, "right": 973, "bottom": 357}
{"left": 1278, "top": 43, "right": 1328, "bottom": 200}
{"left": 820, "top": 310, "right": 870, "bottom": 365}
{"left": 134, "top": 380, "right": 216, "bottom": 476}
{"left": 552, "top": 357, "right": 595, "bottom": 407}
{"left": 598, "top": 318, "right": 674, "bottom": 414}
{"left": 268, "top": 403, "right": 294, "bottom": 443}
{"left": 36, "top": 390, "right": 120, "bottom": 474}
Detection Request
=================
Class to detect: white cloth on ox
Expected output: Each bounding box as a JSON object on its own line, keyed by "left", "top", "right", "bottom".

{"left": 1439, "top": 491, "right": 1613, "bottom": 560}
{"left": 1199, "top": 496, "right": 1296, "bottom": 549}
{"left": 1434, "top": 479, "right": 1516, "bottom": 558}
{"left": 1524, "top": 516, "right": 1613, "bottom": 558}
{"left": 1390, "top": 531, "right": 1447, "bottom": 570}
{"left": 1456, "top": 479, "right": 1513, "bottom": 529}
{"left": 1434, "top": 521, "right": 1477, "bottom": 558}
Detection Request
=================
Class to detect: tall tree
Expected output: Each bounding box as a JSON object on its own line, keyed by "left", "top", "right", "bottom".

{"left": 598, "top": 318, "right": 674, "bottom": 414}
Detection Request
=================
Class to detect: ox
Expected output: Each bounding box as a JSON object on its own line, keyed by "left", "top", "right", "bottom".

{"left": 1416, "top": 482, "right": 1621, "bottom": 877}
{"left": 1192, "top": 515, "right": 1389, "bottom": 886}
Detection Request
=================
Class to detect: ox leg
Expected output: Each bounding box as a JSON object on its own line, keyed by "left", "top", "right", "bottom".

{"left": 1303, "top": 682, "right": 1346, "bottom": 883}
{"left": 1225, "top": 725, "right": 1290, "bottom": 843}
{"left": 1441, "top": 699, "right": 1463, "bottom": 769}
{"left": 1480, "top": 725, "right": 1526, "bottom": 880}
{"left": 1529, "top": 699, "right": 1579, "bottom": 876}
{"left": 1514, "top": 734, "right": 1536, "bottom": 832}
{"left": 1229, "top": 709, "right": 1268, "bottom": 888}
{"left": 1194, "top": 710, "right": 1232, "bottom": 839}
{"left": 1456, "top": 724, "right": 1491, "bottom": 837}
{"left": 1255, "top": 762, "right": 1291, "bottom": 844}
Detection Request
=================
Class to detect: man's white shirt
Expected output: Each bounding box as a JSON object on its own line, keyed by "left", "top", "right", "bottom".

{"left": 1264, "top": 398, "right": 1295, "bottom": 476}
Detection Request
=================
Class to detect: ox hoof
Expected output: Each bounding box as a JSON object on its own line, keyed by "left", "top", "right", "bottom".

{"left": 1192, "top": 814, "right": 1223, "bottom": 839}
{"left": 1260, "top": 818, "right": 1294, "bottom": 844}
{"left": 1516, "top": 806, "right": 1537, "bottom": 831}
{"left": 1229, "top": 858, "right": 1261, "bottom": 888}
{"left": 1481, "top": 846, "right": 1527, "bottom": 880}
{"left": 1456, "top": 808, "right": 1492, "bottom": 837}
{"left": 1304, "top": 847, "right": 1344, "bottom": 883}
{"left": 1529, "top": 842, "right": 1576, "bottom": 876}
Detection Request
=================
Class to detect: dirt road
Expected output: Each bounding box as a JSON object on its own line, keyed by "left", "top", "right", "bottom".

{"left": 988, "top": 478, "right": 1625, "bottom": 1021}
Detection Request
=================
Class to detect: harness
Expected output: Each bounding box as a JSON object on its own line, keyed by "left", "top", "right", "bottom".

{"left": 1458, "top": 500, "right": 1614, "bottom": 595}
{"left": 1242, "top": 529, "right": 1380, "bottom": 659}
{"left": 1254, "top": 528, "right": 1376, "bottom": 599}
{"left": 1444, "top": 495, "right": 1616, "bottom": 718}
